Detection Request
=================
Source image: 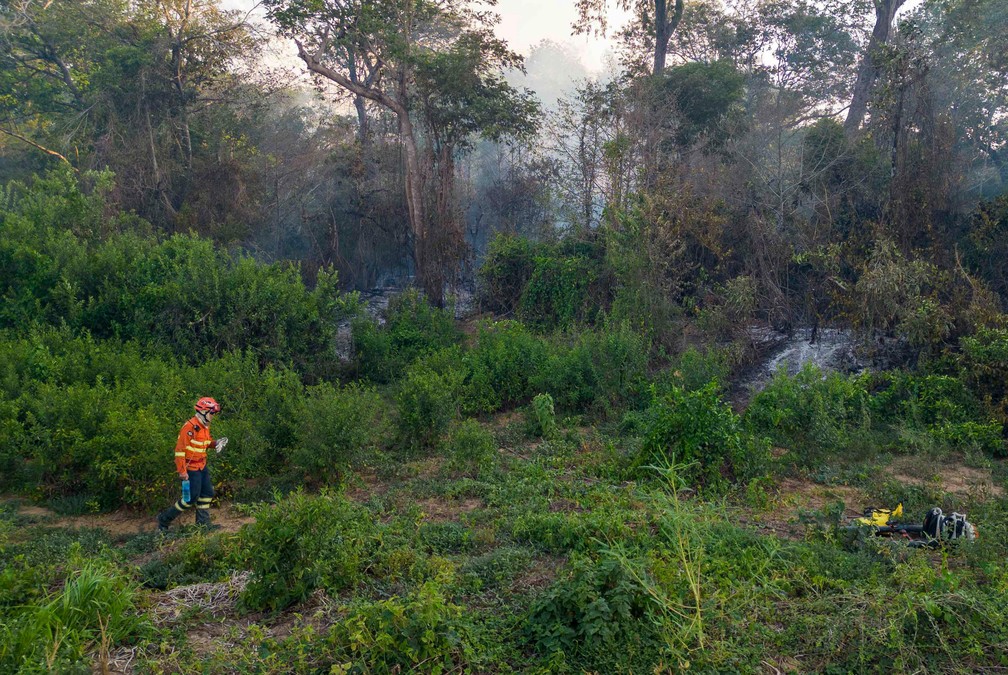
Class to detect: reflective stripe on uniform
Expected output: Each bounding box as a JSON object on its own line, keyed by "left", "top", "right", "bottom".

{"left": 174, "top": 500, "right": 190, "bottom": 511}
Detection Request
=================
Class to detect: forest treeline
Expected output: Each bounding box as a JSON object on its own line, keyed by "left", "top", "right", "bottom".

{"left": 2, "top": 0, "right": 1006, "bottom": 339}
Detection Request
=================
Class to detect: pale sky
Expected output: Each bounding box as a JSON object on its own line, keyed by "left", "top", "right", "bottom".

{"left": 221, "top": 0, "right": 926, "bottom": 76}
{"left": 220, "top": 0, "right": 627, "bottom": 73}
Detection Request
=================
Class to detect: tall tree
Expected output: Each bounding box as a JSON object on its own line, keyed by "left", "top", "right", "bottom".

{"left": 844, "top": 0, "right": 906, "bottom": 134}
{"left": 263, "top": 0, "right": 536, "bottom": 305}
{"left": 0, "top": 0, "right": 261, "bottom": 229}
{"left": 574, "top": 0, "right": 685, "bottom": 74}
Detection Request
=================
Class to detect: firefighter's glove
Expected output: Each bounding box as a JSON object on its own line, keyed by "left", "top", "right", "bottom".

{"left": 215, "top": 437, "right": 229, "bottom": 453}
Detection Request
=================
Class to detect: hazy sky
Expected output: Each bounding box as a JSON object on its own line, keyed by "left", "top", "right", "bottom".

{"left": 220, "top": 0, "right": 628, "bottom": 73}
{"left": 221, "top": 0, "right": 926, "bottom": 76}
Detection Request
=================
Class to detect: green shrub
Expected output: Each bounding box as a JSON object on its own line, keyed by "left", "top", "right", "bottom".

{"left": 745, "top": 365, "right": 873, "bottom": 466}
{"left": 419, "top": 521, "right": 476, "bottom": 554}
{"left": 443, "top": 419, "right": 497, "bottom": 477}
{"left": 462, "top": 320, "right": 548, "bottom": 413}
{"left": 636, "top": 382, "right": 769, "bottom": 489}
{"left": 291, "top": 382, "right": 387, "bottom": 483}
{"left": 960, "top": 327, "right": 1008, "bottom": 426}
{"left": 519, "top": 254, "right": 603, "bottom": 329}
{"left": 139, "top": 531, "right": 234, "bottom": 590}
{"left": 320, "top": 582, "right": 480, "bottom": 672}
{"left": 530, "top": 393, "right": 557, "bottom": 438}
{"left": 477, "top": 233, "right": 538, "bottom": 315}
{"left": 239, "top": 491, "right": 375, "bottom": 612}
{"left": 396, "top": 359, "right": 464, "bottom": 453}
{"left": 458, "top": 546, "right": 532, "bottom": 590}
{"left": 669, "top": 346, "right": 734, "bottom": 393}
{"left": 532, "top": 322, "right": 648, "bottom": 413}
{"left": 0, "top": 327, "right": 317, "bottom": 508}
{"left": 0, "top": 170, "right": 359, "bottom": 374}
{"left": 525, "top": 554, "right": 664, "bottom": 671}
{"left": 353, "top": 289, "right": 462, "bottom": 383}
{"left": 930, "top": 420, "right": 1005, "bottom": 456}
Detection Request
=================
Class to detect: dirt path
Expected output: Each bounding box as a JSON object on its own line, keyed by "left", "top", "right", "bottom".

{"left": 6, "top": 499, "right": 255, "bottom": 536}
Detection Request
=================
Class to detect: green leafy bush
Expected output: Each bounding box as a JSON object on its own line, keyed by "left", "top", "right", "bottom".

{"left": 353, "top": 289, "right": 462, "bottom": 383}
{"left": 960, "top": 327, "right": 1008, "bottom": 427}
{"left": 320, "top": 582, "right": 480, "bottom": 672}
{"left": 139, "top": 530, "right": 234, "bottom": 590}
{"left": 396, "top": 359, "right": 464, "bottom": 453}
{"left": 530, "top": 393, "right": 557, "bottom": 438}
{"left": 462, "top": 320, "right": 548, "bottom": 413}
{"left": 637, "top": 382, "right": 769, "bottom": 489}
{"left": 519, "top": 254, "right": 602, "bottom": 329}
{"left": 443, "top": 418, "right": 497, "bottom": 477}
{"left": 531, "top": 322, "right": 648, "bottom": 413}
{"left": 458, "top": 546, "right": 532, "bottom": 590}
{"left": 291, "top": 382, "right": 387, "bottom": 482}
{"left": 745, "top": 365, "right": 873, "bottom": 466}
{"left": 419, "top": 521, "right": 476, "bottom": 554}
{"left": 477, "top": 233, "right": 538, "bottom": 315}
{"left": 525, "top": 554, "right": 664, "bottom": 671}
{"left": 0, "top": 327, "right": 319, "bottom": 508}
{"left": 239, "top": 491, "right": 375, "bottom": 612}
{"left": 0, "top": 170, "right": 358, "bottom": 374}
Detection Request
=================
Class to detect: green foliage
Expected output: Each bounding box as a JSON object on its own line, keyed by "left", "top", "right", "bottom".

{"left": 0, "top": 556, "right": 146, "bottom": 674}
{"left": 530, "top": 393, "right": 557, "bottom": 438}
{"left": 458, "top": 546, "right": 532, "bottom": 590}
{"left": 291, "top": 382, "right": 387, "bottom": 483}
{"left": 852, "top": 238, "right": 950, "bottom": 348}
{"left": 139, "top": 531, "right": 234, "bottom": 590}
{"left": 419, "top": 521, "right": 476, "bottom": 554}
{"left": 0, "top": 170, "right": 359, "bottom": 374}
{"left": 519, "top": 253, "right": 604, "bottom": 329}
{"left": 239, "top": 491, "right": 374, "bottom": 612}
{"left": 746, "top": 365, "right": 1007, "bottom": 465}
{"left": 396, "top": 358, "right": 464, "bottom": 453}
{"left": 960, "top": 327, "right": 1008, "bottom": 428}
{"left": 660, "top": 60, "right": 745, "bottom": 148}
{"left": 319, "top": 582, "right": 480, "bottom": 673}
{"left": 637, "top": 382, "right": 769, "bottom": 489}
{"left": 353, "top": 289, "right": 462, "bottom": 384}
{"left": 477, "top": 233, "right": 538, "bottom": 315}
{"left": 0, "top": 326, "right": 316, "bottom": 508}
{"left": 745, "top": 365, "right": 874, "bottom": 466}
{"left": 462, "top": 320, "right": 548, "bottom": 413}
{"left": 532, "top": 322, "right": 649, "bottom": 413}
{"left": 443, "top": 419, "right": 497, "bottom": 477}
{"left": 524, "top": 554, "right": 664, "bottom": 671}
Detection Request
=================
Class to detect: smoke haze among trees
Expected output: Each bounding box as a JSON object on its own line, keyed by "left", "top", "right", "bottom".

{"left": 1, "top": 0, "right": 1005, "bottom": 345}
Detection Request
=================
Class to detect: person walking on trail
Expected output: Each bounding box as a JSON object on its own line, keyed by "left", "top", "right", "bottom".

{"left": 156, "top": 397, "right": 228, "bottom": 532}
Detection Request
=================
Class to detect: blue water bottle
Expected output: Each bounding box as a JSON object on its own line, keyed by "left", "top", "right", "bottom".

{"left": 182, "top": 479, "right": 191, "bottom": 504}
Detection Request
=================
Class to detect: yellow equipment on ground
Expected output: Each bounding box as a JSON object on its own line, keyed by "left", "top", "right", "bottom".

{"left": 854, "top": 503, "right": 903, "bottom": 527}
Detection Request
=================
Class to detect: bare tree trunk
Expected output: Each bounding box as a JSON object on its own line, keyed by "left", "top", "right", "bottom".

{"left": 845, "top": 0, "right": 906, "bottom": 134}
{"left": 397, "top": 112, "right": 443, "bottom": 306}
{"left": 652, "top": 0, "right": 684, "bottom": 74}
{"left": 354, "top": 95, "right": 370, "bottom": 145}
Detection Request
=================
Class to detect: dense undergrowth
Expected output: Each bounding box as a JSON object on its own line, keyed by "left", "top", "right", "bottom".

{"left": 2, "top": 171, "right": 1008, "bottom": 672}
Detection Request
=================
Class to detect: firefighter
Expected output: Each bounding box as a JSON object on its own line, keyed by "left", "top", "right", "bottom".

{"left": 156, "top": 397, "right": 227, "bottom": 532}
